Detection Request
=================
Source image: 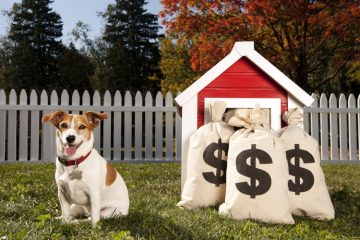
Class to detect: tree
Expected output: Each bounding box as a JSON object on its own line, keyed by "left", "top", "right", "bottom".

{"left": 160, "top": 0, "right": 360, "bottom": 94}
{"left": 246, "top": 0, "right": 359, "bottom": 93}
{"left": 102, "top": 0, "right": 161, "bottom": 92}
{"left": 0, "top": 36, "right": 15, "bottom": 91}
{"left": 159, "top": 36, "right": 199, "bottom": 93}
{"left": 70, "top": 21, "right": 110, "bottom": 92}
{"left": 161, "top": 0, "right": 251, "bottom": 72}
{"left": 7, "top": 0, "right": 63, "bottom": 92}
{"left": 58, "top": 43, "right": 95, "bottom": 92}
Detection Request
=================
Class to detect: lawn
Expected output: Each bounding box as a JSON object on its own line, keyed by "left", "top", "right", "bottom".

{"left": 0, "top": 162, "right": 359, "bottom": 240}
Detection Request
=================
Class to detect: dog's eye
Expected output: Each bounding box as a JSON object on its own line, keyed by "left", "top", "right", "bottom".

{"left": 60, "top": 123, "right": 68, "bottom": 128}
{"left": 79, "top": 124, "right": 86, "bottom": 130}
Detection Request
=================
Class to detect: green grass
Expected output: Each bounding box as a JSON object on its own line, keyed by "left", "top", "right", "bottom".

{"left": 0, "top": 163, "right": 359, "bottom": 240}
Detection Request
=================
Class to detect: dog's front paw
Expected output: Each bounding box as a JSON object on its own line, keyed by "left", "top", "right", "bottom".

{"left": 55, "top": 215, "right": 75, "bottom": 223}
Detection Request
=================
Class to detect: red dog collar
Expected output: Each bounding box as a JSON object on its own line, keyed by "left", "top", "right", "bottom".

{"left": 58, "top": 148, "right": 93, "bottom": 166}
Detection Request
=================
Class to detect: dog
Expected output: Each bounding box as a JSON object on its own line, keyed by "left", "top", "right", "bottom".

{"left": 42, "top": 111, "right": 129, "bottom": 225}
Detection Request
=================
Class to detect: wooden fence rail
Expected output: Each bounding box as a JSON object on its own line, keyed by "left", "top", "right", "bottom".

{"left": 0, "top": 89, "right": 181, "bottom": 162}
{"left": 0, "top": 89, "right": 359, "bottom": 162}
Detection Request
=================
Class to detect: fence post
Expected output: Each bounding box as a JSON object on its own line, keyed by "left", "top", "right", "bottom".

{"left": 329, "top": 94, "right": 338, "bottom": 160}
{"left": 8, "top": 90, "right": 17, "bottom": 162}
{"left": 320, "top": 94, "right": 329, "bottom": 160}
{"left": 176, "top": 92, "right": 182, "bottom": 161}
{"left": 124, "top": 91, "right": 132, "bottom": 160}
{"left": 0, "top": 90, "right": 6, "bottom": 161}
{"left": 19, "top": 90, "right": 28, "bottom": 161}
{"left": 93, "top": 91, "right": 101, "bottom": 152}
{"left": 155, "top": 92, "right": 163, "bottom": 160}
{"left": 348, "top": 94, "right": 357, "bottom": 160}
{"left": 30, "top": 90, "right": 39, "bottom": 161}
{"left": 135, "top": 91, "right": 143, "bottom": 160}
{"left": 145, "top": 92, "right": 153, "bottom": 160}
{"left": 49, "top": 91, "right": 58, "bottom": 161}
{"left": 72, "top": 90, "right": 80, "bottom": 115}
{"left": 103, "top": 91, "right": 112, "bottom": 160}
{"left": 113, "top": 91, "right": 122, "bottom": 161}
{"left": 310, "top": 93, "right": 319, "bottom": 142}
{"left": 339, "top": 94, "right": 348, "bottom": 160}
{"left": 165, "top": 92, "right": 174, "bottom": 160}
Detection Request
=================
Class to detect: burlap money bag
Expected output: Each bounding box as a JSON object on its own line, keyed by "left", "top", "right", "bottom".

{"left": 219, "top": 108, "right": 294, "bottom": 224}
{"left": 177, "top": 101, "right": 234, "bottom": 209}
{"left": 276, "top": 108, "right": 335, "bottom": 220}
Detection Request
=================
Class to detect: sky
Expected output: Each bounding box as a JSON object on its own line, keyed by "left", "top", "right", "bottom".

{"left": 0, "top": 0, "right": 164, "bottom": 43}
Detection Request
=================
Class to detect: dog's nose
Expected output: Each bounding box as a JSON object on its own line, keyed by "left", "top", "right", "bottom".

{"left": 66, "top": 135, "right": 76, "bottom": 144}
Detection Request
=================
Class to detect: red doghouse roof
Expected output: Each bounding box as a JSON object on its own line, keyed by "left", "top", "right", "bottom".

{"left": 175, "top": 42, "right": 313, "bottom": 107}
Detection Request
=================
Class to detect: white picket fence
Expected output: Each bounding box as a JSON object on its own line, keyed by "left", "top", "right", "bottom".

{"left": 0, "top": 90, "right": 359, "bottom": 163}
{"left": 303, "top": 93, "right": 360, "bottom": 163}
{"left": 0, "top": 89, "right": 181, "bottom": 162}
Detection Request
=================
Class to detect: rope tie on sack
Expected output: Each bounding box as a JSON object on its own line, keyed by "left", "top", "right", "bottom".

{"left": 209, "top": 101, "right": 227, "bottom": 122}
{"left": 228, "top": 107, "right": 269, "bottom": 130}
{"left": 282, "top": 108, "right": 304, "bottom": 126}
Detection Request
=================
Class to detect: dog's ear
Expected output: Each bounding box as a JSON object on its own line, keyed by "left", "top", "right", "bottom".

{"left": 42, "top": 111, "right": 66, "bottom": 127}
{"left": 85, "top": 111, "right": 108, "bottom": 128}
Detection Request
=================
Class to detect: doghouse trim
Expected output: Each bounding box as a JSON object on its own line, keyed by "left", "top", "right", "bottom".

{"left": 175, "top": 42, "right": 314, "bottom": 108}
{"left": 204, "top": 98, "right": 281, "bottom": 130}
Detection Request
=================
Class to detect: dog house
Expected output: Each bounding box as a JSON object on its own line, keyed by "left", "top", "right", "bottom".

{"left": 175, "top": 41, "right": 314, "bottom": 187}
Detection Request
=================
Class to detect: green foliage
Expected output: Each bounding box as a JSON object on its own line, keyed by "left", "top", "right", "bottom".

{"left": 102, "top": 0, "right": 161, "bottom": 92}
{"left": 159, "top": 36, "right": 200, "bottom": 94}
{"left": 58, "top": 43, "right": 95, "bottom": 92}
{"left": 7, "top": 0, "right": 63, "bottom": 92}
{"left": 0, "top": 163, "right": 359, "bottom": 239}
{"left": 70, "top": 21, "right": 112, "bottom": 93}
{"left": 0, "top": 36, "right": 14, "bottom": 91}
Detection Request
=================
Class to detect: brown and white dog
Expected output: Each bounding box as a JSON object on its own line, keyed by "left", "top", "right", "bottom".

{"left": 42, "top": 111, "right": 129, "bottom": 225}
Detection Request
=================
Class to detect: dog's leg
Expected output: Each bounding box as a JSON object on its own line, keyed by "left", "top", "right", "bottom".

{"left": 58, "top": 190, "right": 72, "bottom": 221}
{"left": 90, "top": 191, "right": 101, "bottom": 225}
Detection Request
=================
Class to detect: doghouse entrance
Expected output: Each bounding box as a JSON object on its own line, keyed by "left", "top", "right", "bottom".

{"left": 204, "top": 98, "right": 282, "bottom": 130}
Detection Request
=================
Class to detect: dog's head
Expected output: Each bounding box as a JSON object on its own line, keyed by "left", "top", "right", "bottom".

{"left": 42, "top": 111, "right": 107, "bottom": 160}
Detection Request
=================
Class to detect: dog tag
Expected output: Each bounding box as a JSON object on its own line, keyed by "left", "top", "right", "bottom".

{"left": 69, "top": 169, "right": 83, "bottom": 180}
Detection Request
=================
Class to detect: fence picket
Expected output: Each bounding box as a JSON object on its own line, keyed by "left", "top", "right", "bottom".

{"left": 113, "top": 91, "right": 122, "bottom": 161}
{"left": 0, "top": 90, "right": 6, "bottom": 161}
{"left": 0, "top": 90, "right": 358, "bottom": 163}
{"left": 124, "top": 91, "right": 132, "bottom": 160}
{"left": 82, "top": 91, "right": 90, "bottom": 107}
{"left": 339, "top": 94, "right": 348, "bottom": 160}
{"left": 155, "top": 92, "right": 163, "bottom": 160}
{"left": 320, "top": 94, "right": 329, "bottom": 160}
{"left": 93, "top": 91, "right": 101, "bottom": 151}
{"left": 49, "top": 91, "right": 58, "bottom": 161}
{"left": 145, "top": 92, "right": 153, "bottom": 160}
{"left": 135, "top": 91, "right": 143, "bottom": 160}
{"left": 61, "top": 90, "right": 69, "bottom": 107}
{"left": 72, "top": 90, "right": 80, "bottom": 115}
{"left": 41, "top": 90, "right": 50, "bottom": 161}
{"left": 19, "top": 90, "right": 28, "bottom": 161}
{"left": 165, "top": 92, "right": 174, "bottom": 160}
{"left": 103, "top": 91, "right": 112, "bottom": 160}
{"left": 176, "top": 92, "right": 182, "bottom": 161}
{"left": 329, "top": 94, "right": 338, "bottom": 160}
{"left": 30, "top": 90, "right": 39, "bottom": 161}
{"left": 7, "top": 90, "right": 17, "bottom": 161}
{"left": 310, "top": 94, "right": 319, "bottom": 142}
{"left": 348, "top": 94, "right": 357, "bottom": 160}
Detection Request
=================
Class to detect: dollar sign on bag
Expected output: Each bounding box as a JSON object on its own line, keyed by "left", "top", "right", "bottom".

{"left": 202, "top": 139, "right": 228, "bottom": 187}
{"left": 286, "top": 144, "right": 315, "bottom": 195}
{"left": 236, "top": 144, "right": 272, "bottom": 198}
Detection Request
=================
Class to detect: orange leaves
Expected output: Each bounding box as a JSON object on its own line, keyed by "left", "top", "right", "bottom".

{"left": 160, "top": 0, "right": 359, "bottom": 93}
